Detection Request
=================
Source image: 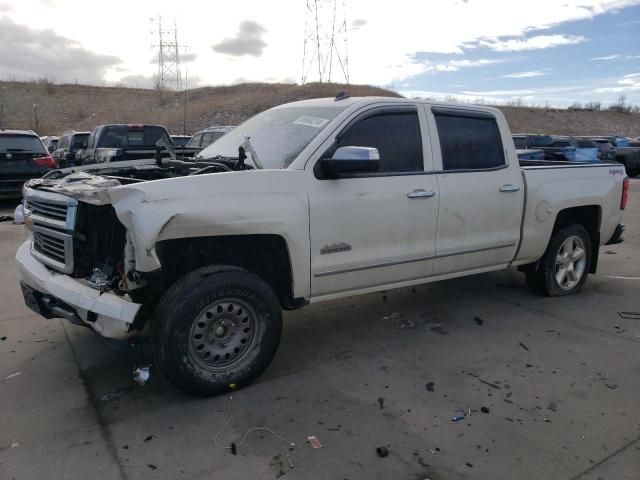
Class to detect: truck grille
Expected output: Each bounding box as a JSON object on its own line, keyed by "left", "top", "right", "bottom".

{"left": 23, "top": 189, "right": 78, "bottom": 274}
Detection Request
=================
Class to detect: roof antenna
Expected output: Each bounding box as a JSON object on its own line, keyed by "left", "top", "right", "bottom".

{"left": 335, "top": 91, "right": 349, "bottom": 101}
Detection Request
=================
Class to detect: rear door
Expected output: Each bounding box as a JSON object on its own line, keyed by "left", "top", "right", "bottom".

{"left": 309, "top": 105, "right": 440, "bottom": 297}
{"left": 426, "top": 106, "right": 524, "bottom": 275}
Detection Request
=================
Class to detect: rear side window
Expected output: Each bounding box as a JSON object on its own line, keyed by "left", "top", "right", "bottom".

{"left": 0, "top": 135, "right": 46, "bottom": 154}
{"left": 201, "top": 132, "right": 215, "bottom": 148}
{"left": 513, "top": 136, "right": 527, "bottom": 149}
{"left": 337, "top": 111, "right": 423, "bottom": 173}
{"left": 434, "top": 111, "right": 505, "bottom": 171}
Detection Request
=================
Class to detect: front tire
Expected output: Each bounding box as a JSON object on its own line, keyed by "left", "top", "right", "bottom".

{"left": 152, "top": 266, "right": 282, "bottom": 396}
{"left": 525, "top": 224, "right": 592, "bottom": 297}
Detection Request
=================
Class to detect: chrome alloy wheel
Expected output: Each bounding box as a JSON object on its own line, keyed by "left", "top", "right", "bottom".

{"left": 554, "top": 235, "right": 587, "bottom": 291}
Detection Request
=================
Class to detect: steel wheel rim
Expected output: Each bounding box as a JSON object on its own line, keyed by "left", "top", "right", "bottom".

{"left": 188, "top": 298, "right": 258, "bottom": 371}
{"left": 554, "top": 235, "right": 586, "bottom": 291}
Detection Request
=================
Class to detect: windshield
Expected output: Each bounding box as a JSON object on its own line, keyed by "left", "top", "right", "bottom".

{"left": 197, "top": 106, "right": 347, "bottom": 168}
{"left": 0, "top": 134, "right": 46, "bottom": 155}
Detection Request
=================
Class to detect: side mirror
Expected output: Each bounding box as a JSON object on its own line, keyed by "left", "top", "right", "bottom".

{"left": 322, "top": 146, "right": 380, "bottom": 177}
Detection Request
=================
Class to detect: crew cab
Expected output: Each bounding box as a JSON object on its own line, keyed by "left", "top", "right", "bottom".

{"left": 16, "top": 97, "right": 628, "bottom": 396}
{"left": 76, "top": 124, "right": 196, "bottom": 165}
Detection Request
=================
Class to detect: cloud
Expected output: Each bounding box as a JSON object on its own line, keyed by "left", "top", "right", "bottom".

{"left": 212, "top": 20, "right": 267, "bottom": 57}
{"left": 594, "top": 73, "right": 640, "bottom": 92}
{"left": 423, "top": 57, "right": 507, "bottom": 73}
{"left": 181, "top": 52, "right": 198, "bottom": 62}
{"left": 0, "top": 17, "right": 121, "bottom": 82}
{"left": 502, "top": 70, "right": 549, "bottom": 78}
{"left": 351, "top": 18, "right": 367, "bottom": 27}
{"left": 462, "top": 88, "right": 537, "bottom": 96}
{"left": 479, "top": 34, "right": 586, "bottom": 52}
{"left": 0, "top": 3, "right": 13, "bottom": 12}
{"left": 590, "top": 53, "right": 640, "bottom": 60}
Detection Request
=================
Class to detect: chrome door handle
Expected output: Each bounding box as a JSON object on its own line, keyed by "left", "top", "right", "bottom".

{"left": 407, "top": 189, "right": 436, "bottom": 199}
{"left": 499, "top": 184, "right": 521, "bottom": 193}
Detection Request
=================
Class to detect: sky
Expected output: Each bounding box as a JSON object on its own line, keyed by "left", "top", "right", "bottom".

{"left": 0, "top": 0, "right": 638, "bottom": 107}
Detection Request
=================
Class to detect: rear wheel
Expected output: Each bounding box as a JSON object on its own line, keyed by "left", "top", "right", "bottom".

{"left": 525, "top": 224, "right": 591, "bottom": 296}
{"left": 152, "top": 266, "right": 282, "bottom": 396}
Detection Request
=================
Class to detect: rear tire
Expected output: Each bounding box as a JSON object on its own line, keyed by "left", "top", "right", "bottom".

{"left": 152, "top": 266, "right": 282, "bottom": 396}
{"left": 525, "top": 224, "right": 592, "bottom": 297}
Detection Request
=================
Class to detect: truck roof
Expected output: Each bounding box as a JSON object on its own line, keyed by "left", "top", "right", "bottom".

{"left": 275, "top": 96, "right": 503, "bottom": 115}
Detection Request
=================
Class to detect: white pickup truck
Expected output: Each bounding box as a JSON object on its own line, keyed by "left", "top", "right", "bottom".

{"left": 17, "top": 96, "right": 629, "bottom": 395}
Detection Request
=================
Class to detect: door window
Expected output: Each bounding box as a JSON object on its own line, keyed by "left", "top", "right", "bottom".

{"left": 336, "top": 111, "right": 423, "bottom": 173}
{"left": 434, "top": 110, "right": 505, "bottom": 171}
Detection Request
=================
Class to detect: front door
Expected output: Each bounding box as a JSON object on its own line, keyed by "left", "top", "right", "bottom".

{"left": 308, "top": 106, "right": 439, "bottom": 298}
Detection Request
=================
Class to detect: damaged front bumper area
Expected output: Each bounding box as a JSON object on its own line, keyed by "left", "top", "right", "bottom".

{"left": 16, "top": 240, "right": 142, "bottom": 339}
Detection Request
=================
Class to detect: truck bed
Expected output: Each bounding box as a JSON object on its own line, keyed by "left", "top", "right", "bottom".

{"left": 515, "top": 161, "right": 625, "bottom": 265}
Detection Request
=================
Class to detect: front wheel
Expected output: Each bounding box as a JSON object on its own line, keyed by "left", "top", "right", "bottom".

{"left": 152, "top": 266, "right": 282, "bottom": 396}
{"left": 525, "top": 224, "right": 592, "bottom": 296}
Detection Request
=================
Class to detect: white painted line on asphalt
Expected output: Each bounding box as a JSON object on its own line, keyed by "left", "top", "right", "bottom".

{"left": 602, "top": 275, "right": 640, "bottom": 280}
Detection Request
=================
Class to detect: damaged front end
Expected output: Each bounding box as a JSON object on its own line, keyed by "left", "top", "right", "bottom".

{"left": 18, "top": 170, "right": 164, "bottom": 339}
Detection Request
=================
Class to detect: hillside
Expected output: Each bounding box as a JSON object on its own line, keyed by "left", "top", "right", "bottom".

{"left": 0, "top": 80, "right": 639, "bottom": 137}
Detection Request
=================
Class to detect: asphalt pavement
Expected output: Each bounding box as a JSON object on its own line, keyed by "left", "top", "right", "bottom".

{"left": 1, "top": 181, "right": 639, "bottom": 480}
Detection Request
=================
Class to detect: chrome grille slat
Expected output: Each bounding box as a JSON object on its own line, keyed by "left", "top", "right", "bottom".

{"left": 24, "top": 189, "right": 77, "bottom": 274}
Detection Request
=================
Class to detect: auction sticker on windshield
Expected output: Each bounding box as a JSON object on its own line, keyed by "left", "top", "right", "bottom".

{"left": 293, "top": 116, "right": 330, "bottom": 128}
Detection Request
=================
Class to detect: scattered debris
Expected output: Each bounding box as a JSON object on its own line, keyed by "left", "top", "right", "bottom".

{"left": 143, "top": 435, "right": 154, "bottom": 443}
{"left": 0, "top": 442, "right": 21, "bottom": 452}
{"left": 429, "top": 324, "right": 449, "bottom": 335}
{"left": 383, "top": 312, "right": 415, "bottom": 329}
{"left": 123, "top": 445, "right": 129, "bottom": 450}
{"left": 286, "top": 452, "right": 294, "bottom": 469}
{"left": 547, "top": 402, "right": 558, "bottom": 412}
{"left": 230, "top": 442, "right": 237, "bottom": 455}
{"left": 604, "top": 383, "right": 618, "bottom": 390}
{"left": 466, "top": 462, "right": 474, "bottom": 468}
{"left": 148, "top": 464, "right": 158, "bottom": 470}
{"left": 5, "top": 372, "right": 22, "bottom": 380}
{"left": 519, "top": 342, "right": 530, "bottom": 351}
{"left": 308, "top": 436, "right": 322, "bottom": 449}
{"left": 474, "top": 316, "right": 484, "bottom": 326}
{"left": 376, "top": 446, "right": 389, "bottom": 458}
{"left": 1, "top": 336, "right": 7, "bottom": 341}
{"left": 377, "top": 397, "right": 385, "bottom": 409}
{"left": 618, "top": 311, "right": 640, "bottom": 320}
{"left": 133, "top": 366, "right": 150, "bottom": 386}
{"left": 0, "top": 215, "right": 13, "bottom": 223}
{"left": 603, "top": 250, "right": 617, "bottom": 255}
{"left": 426, "top": 382, "right": 435, "bottom": 392}
{"left": 33, "top": 338, "right": 49, "bottom": 343}
{"left": 451, "top": 413, "right": 466, "bottom": 422}
{"left": 481, "top": 406, "right": 490, "bottom": 414}
{"left": 99, "top": 387, "right": 130, "bottom": 403}
{"left": 478, "top": 379, "right": 501, "bottom": 390}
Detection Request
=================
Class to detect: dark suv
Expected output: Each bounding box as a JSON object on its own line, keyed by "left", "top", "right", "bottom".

{"left": 52, "top": 131, "right": 90, "bottom": 168}
{"left": 0, "top": 129, "right": 55, "bottom": 198}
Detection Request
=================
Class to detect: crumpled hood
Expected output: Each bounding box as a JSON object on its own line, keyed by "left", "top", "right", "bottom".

{"left": 25, "top": 172, "right": 122, "bottom": 205}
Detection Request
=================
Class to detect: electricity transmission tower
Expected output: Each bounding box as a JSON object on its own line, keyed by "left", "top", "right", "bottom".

{"left": 152, "top": 17, "right": 182, "bottom": 90}
{"left": 301, "top": 0, "right": 350, "bottom": 84}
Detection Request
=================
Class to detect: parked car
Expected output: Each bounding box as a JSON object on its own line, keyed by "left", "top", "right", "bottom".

{"left": 564, "top": 137, "right": 599, "bottom": 162}
{"left": 171, "top": 135, "right": 191, "bottom": 147}
{"left": 76, "top": 124, "right": 176, "bottom": 164}
{"left": 52, "top": 131, "right": 90, "bottom": 168}
{"left": 0, "top": 129, "right": 55, "bottom": 197}
{"left": 40, "top": 136, "right": 59, "bottom": 153}
{"left": 186, "top": 126, "right": 235, "bottom": 149}
{"left": 17, "top": 97, "right": 628, "bottom": 396}
{"left": 576, "top": 137, "right": 617, "bottom": 162}
{"left": 512, "top": 134, "right": 576, "bottom": 161}
{"left": 516, "top": 149, "right": 545, "bottom": 161}
{"left": 591, "top": 136, "right": 640, "bottom": 176}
